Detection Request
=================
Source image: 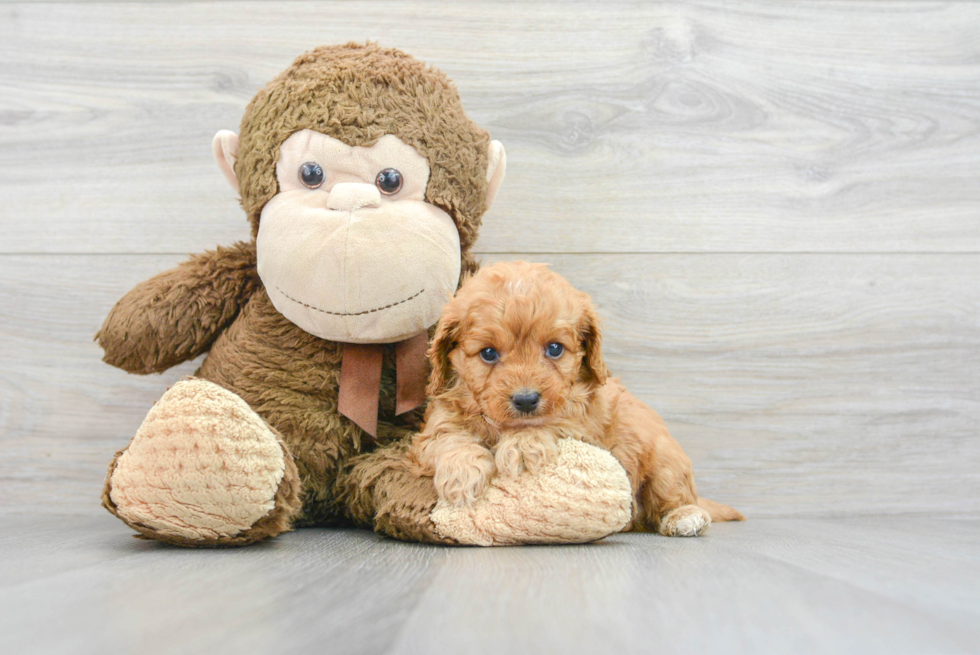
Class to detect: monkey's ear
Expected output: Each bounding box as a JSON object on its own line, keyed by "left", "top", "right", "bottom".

{"left": 212, "top": 130, "right": 240, "bottom": 192}
{"left": 485, "top": 140, "right": 506, "bottom": 210}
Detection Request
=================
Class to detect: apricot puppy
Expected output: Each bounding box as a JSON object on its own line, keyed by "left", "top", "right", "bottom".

{"left": 411, "top": 261, "right": 744, "bottom": 537}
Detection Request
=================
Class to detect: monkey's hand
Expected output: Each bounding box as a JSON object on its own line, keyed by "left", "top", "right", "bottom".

{"left": 96, "top": 241, "right": 259, "bottom": 374}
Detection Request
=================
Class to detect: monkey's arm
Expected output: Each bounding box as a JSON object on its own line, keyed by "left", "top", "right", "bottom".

{"left": 96, "top": 241, "right": 259, "bottom": 374}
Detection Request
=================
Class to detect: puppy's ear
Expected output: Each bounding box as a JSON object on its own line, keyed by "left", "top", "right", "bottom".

{"left": 579, "top": 302, "right": 608, "bottom": 387}
{"left": 427, "top": 304, "right": 461, "bottom": 396}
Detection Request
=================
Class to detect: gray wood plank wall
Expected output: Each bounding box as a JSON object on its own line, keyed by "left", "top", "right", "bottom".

{"left": 1, "top": 1, "right": 977, "bottom": 518}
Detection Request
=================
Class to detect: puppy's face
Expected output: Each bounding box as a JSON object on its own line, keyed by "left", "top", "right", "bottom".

{"left": 428, "top": 261, "right": 608, "bottom": 429}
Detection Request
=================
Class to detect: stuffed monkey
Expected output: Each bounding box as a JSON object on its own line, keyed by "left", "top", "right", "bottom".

{"left": 97, "top": 43, "right": 633, "bottom": 547}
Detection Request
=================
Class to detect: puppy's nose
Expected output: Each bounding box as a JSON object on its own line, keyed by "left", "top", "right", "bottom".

{"left": 511, "top": 391, "right": 540, "bottom": 414}
{"left": 327, "top": 183, "right": 381, "bottom": 211}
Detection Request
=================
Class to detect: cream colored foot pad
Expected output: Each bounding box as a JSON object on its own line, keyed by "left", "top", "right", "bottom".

{"left": 431, "top": 438, "right": 633, "bottom": 546}
{"left": 109, "top": 379, "right": 286, "bottom": 541}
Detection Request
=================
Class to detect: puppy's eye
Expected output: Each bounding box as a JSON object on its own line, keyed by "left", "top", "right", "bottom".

{"left": 545, "top": 342, "right": 564, "bottom": 359}
{"left": 479, "top": 347, "right": 499, "bottom": 364}
{"left": 299, "top": 162, "right": 325, "bottom": 189}
{"left": 376, "top": 168, "right": 403, "bottom": 195}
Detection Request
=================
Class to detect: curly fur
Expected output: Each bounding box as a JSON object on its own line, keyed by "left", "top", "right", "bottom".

{"left": 411, "top": 261, "right": 745, "bottom": 535}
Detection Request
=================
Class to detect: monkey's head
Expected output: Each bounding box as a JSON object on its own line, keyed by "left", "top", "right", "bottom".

{"left": 212, "top": 43, "right": 506, "bottom": 343}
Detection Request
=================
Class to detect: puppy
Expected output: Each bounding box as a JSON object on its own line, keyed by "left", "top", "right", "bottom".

{"left": 411, "top": 261, "right": 744, "bottom": 537}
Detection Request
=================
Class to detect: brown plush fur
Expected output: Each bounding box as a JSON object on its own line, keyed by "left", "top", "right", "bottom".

{"left": 338, "top": 440, "right": 458, "bottom": 545}
{"left": 97, "top": 241, "right": 261, "bottom": 375}
{"left": 97, "top": 44, "right": 491, "bottom": 545}
{"left": 411, "top": 261, "right": 745, "bottom": 535}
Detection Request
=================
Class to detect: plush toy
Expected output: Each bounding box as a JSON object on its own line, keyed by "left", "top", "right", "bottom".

{"left": 97, "top": 43, "right": 633, "bottom": 547}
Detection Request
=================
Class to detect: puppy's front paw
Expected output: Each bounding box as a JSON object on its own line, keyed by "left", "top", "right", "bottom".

{"left": 659, "top": 505, "right": 712, "bottom": 537}
{"left": 494, "top": 431, "right": 559, "bottom": 478}
{"left": 433, "top": 450, "right": 496, "bottom": 506}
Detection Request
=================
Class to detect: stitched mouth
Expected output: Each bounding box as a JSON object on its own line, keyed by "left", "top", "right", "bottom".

{"left": 275, "top": 286, "right": 425, "bottom": 317}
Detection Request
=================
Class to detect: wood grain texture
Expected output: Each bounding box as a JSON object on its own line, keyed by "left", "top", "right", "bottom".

{"left": 1, "top": 1, "right": 978, "bottom": 254}
{"left": 392, "top": 518, "right": 980, "bottom": 655}
{"left": 0, "top": 515, "right": 448, "bottom": 655}
{"left": 1, "top": 253, "right": 976, "bottom": 517}
{"left": 0, "top": 515, "right": 977, "bottom": 655}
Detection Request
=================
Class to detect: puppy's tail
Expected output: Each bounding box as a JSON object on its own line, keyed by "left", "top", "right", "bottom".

{"left": 698, "top": 497, "right": 746, "bottom": 522}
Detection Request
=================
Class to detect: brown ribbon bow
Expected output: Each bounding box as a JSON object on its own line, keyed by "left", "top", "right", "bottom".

{"left": 337, "top": 331, "right": 429, "bottom": 437}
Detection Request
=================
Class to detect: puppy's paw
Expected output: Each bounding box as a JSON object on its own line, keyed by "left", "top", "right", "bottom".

{"left": 493, "top": 440, "right": 525, "bottom": 478}
{"left": 494, "top": 431, "right": 559, "bottom": 478}
{"left": 659, "top": 505, "right": 712, "bottom": 537}
{"left": 433, "top": 450, "right": 496, "bottom": 507}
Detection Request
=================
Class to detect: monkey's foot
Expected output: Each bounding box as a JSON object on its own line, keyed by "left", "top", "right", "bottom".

{"left": 430, "top": 438, "right": 633, "bottom": 546}
{"left": 103, "top": 379, "right": 302, "bottom": 547}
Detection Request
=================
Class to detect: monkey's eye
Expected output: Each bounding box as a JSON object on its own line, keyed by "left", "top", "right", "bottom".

{"left": 299, "top": 162, "right": 325, "bottom": 189}
{"left": 376, "top": 168, "right": 403, "bottom": 195}
{"left": 479, "top": 347, "right": 499, "bottom": 364}
{"left": 545, "top": 343, "right": 565, "bottom": 359}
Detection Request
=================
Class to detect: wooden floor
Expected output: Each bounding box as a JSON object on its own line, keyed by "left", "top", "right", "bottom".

{"left": 0, "top": 514, "right": 976, "bottom": 655}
